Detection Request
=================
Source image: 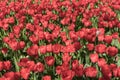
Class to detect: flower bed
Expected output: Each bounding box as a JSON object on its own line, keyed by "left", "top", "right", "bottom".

{"left": 0, "top": 0, "right": 120, "bottom": 80}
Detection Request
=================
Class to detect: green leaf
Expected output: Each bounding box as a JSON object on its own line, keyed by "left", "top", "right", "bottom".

{"left": 117, "top": 57, "right": 120, "bottom": 66}
{"left": 91, "top": 16, "right": 98, "bottom": 28}
{"left": 111, "top": 39, "right": 120, "bottom": 49}
{"left": 21, "top": 28, "right": 27, "bottom": 41}
{"left": 13, "top": 56, "right": 19, "bottom": 72}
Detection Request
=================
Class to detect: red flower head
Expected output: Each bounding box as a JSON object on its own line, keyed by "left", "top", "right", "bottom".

{"left": 65, "top": 40, "right": 72, "bottom": 46}
{"left": 26, "top": 61, "right": 35, "bottom": 71}
{"left": 97, "top": 28, "right": 105, "bottom": 42}
{"left": 13, "top": 26, "right": 21, "bottom": 35}
{"left": 34, "top": 62, "right": 44, "bottom": 72}
{"left": 69, "top": 31, "right": 78, "bottom": 42}
{"left": 68, "top": 23, "right": 75, "bottom": 31}
{"left": 61, "top": 70, "right": 75, "bottom": 80}
{"left": 95, "top": 44, "right": 106, "bottom": 54}
{"left": 3, "top": 37, "right": 9, "bottom": 43}
{"left": 42, "top": 75, "right": 51, "bottom": 80}
{"left": 56, "top": 66, "right": 62, "bottom": 75}
{"left": 44, "top": 32, "right": 52, "bottom": 42}
{"left": 3, "top": 61, "right": 11, "bottom": 70}
{"left": 8, "top": 40, "right": 19, "bottom": 51}
{"left": 87, "top": 43, "right": 94, "bottom": 51}
{"left": 27, "top": 44, "right": 38, "bottom": 57}
{"left": 48, "top": 23, "right": 55, "bottom": 31}
{"left": 9, "top": 32, "right": 14, "bottom": 39}
{"left": 18, "top": 41, "right": 25, "bottom": 49}
{"left": 84, "top": 21, "right": 92, "bottom": 27}
{"left": 8, "top": 17, "right": 15, "bottom": 24}
{"left": 39, "top": 45, "right": 47, "bottom": 54}
{"left": 37, "top": 31, "right": 45, "bottom": 40}
{"left": 0, "top": 61, "right": 3, "bottom": 71}
{"left": 66, "top": 44, "right": 75, "bottom": 53}
{"left": 85, "top": 28, "right": 96, "bottom": 42}
{"left": 52, "top": 44, "right": 61, "bottom": 54}
{"left": 62, "top": 53, "right": 71, "bottom": 63}
{"left": 72, "top": 60, "right": 79, "bottom": 70}
{"left": 46, "top": 44, "right": 52, "bottom": 52}
{"left": 1, "top": 48, "right": 8, "bottom": 54}
{"left": 112, "top": 32, "right": 119, "bottom": 39}
{"left": 29, "top": 35, "right": 39, "bottom": 44}
{"left": 84, "top": 67, "right": 97, "bottom": 78}
{"left": 26, "top": 23, "right": 35, "bottom": 31}
{"left": 109, "top": 63, "right": 117, "bottom": 70}
{"left": 3, "top": 72, "right": 20, "bottom": 80}
{"left": 52, "top": 26, "right": 61, "bottom": 38}
{"left": 18, "top": 58, "right": 29, "bottom": 67}
{"left": 113, "top": 67, "right": 120, "bottom": 77}
{"left": 104, "top": 35, "right": 112, "bottom": 44}
{"left": 60, "top": 32, "right": 67, "bottom": 42}
{"left": 101, "top": 64, "right": 112, "bottom": 79}
{"left": 61, "top": 62, "right": 70, "bottom": 71}
{"left": 76, "top": 30, "right": 85, "bottom": 39}
{"left": 45, "top": 56, "right": 55, "bottom": 66}
{"left": 74, "top": 64, "right": 84, "bottom": 77}
{"left": 97, "top": 58, "right": 107, "bottom": 67}
{"left": 73, "top": 42, "right": 82, "bottom": 51}
{"left": 90, "top": 53, "right": 99, "bottom": 63}
{"left": 106, "top": 46, "right": 118, "bottom": 57}
{"left": 20, "top": 68, "right": 30, "bottom": 80}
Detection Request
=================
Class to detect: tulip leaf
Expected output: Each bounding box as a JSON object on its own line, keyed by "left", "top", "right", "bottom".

{"left": 111, "top": 39, "right": 120, "bottom": 49}
{"left": 117, "top": 57, "right": 120, "bottom": 66}
{"left": 13, "top": 56, "right": 19, "bottom": 71}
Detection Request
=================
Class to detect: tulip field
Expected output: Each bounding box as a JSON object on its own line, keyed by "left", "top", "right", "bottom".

{"left": 0, "top": 0, "right": 120, "bottom": 80}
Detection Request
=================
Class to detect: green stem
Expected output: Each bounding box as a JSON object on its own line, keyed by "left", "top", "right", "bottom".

{"left": 13, "top": 56, "right": 19, "bottom": 72}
